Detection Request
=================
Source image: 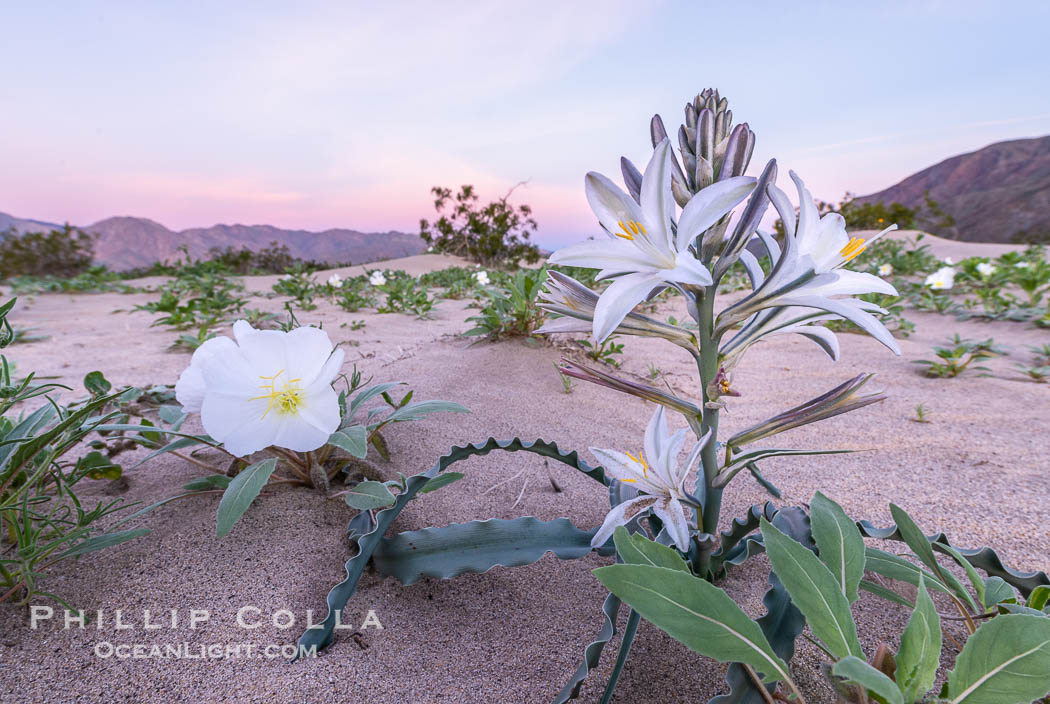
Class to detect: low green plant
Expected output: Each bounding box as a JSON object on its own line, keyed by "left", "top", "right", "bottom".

{"left": 911, "top": 403, "right": 930, "bottom": 423}
{"left": 135, "top": 266, "right": 246, "bottom": 331}
{"left": 272, "top": 265, "right": 321, "bottom": 310}
{"left": 914, "top": 334, "right": 1004, "bottom": 378}
{"left": 596, "top": 495, "right": 1050, "bottom": 704}
{"left": 331, "top": 275, "right": 375, "bottom": 312}
{"left": 578, "top": 335, "right": 624, "bottom": 366}
{"left": 464, "top": 267, "right": 547, "bottom": 340}
{"left": 374, "top": 270, "right": 433, "bottom": 317}
{"left": 0, "top": 299, "right": 153, "bottom": 608}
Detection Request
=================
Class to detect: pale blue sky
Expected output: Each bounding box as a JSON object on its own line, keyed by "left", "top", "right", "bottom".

{"left": 2, "top": 1, "right": 1047, "bottom": 247}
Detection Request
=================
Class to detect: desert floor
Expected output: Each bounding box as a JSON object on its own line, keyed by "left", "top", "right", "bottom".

{"left": 1, "top": 244, "right": 1047, "bottom": 703}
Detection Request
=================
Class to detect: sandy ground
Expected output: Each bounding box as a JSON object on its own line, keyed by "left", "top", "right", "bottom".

{"left": 1, "top": 247, "right": 1048, "bottom": 703}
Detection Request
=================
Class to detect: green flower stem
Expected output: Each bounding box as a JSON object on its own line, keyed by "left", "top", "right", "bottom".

{"left": 695, "top": 285, "right": 723, "bottom": 577}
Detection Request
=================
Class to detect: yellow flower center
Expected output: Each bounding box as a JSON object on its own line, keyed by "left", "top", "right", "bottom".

{"left": 624, "top": 450, "right": 649, "bottom": 478}
{"left": 249, "top": 370, "right": 305, "bottom": 419}
{"left": 839, "top": 237, "right": 868, "bottom": 262}
{"left": 719, "top": 378, "right": 731, "bottom": 394}
{"left": 615, "top": 220, "right": 646, "bottom": 241}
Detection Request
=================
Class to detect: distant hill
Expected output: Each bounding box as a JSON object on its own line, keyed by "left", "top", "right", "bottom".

{"left": 857, "top": 136, "right": 1050, "bottom": 243}
{"left": 0, "top": 212, "right": 426, "bottom": 270}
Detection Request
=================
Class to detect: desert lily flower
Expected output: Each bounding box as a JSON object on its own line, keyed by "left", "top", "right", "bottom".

{"left": 537, "top": 271, "right": 697, "bottom": 350}
{"left": 924, "top": 266, "right": 956, "bottom": 290}
{"left": 590, "top": 407, "right": 710, "bottom": 552}
{"left": 716, "top": 172, "right": 900, "bottom": 355}
{"left": 548, "top": 139, "right": 756, "bottom": 342}
{"left": 175, "top": 321, "right": 344, "bottom": 457}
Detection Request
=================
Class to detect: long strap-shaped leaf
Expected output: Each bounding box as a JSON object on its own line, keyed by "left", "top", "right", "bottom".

{"left": 372, "top": 517, "right": 599, "bottom": 584}
{"left": 858, "top": 520, "right": 1050, "bottom": 597}
{"left": 553, "top": 593, "right": 622, "bottom": 704}
{"left": 297, "top": 437, "right": 608, "bottom": 655}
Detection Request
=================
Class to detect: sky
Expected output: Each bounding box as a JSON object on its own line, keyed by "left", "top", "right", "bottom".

{"left": 2, "top": 0, "right": 1049, "bottom": 249}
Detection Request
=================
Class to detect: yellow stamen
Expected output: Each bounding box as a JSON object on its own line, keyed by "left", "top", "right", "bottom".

{"left": 614, "top": 220, "right": 646, "bottom": 240}
{"left": 625, "top": 451, "right": 649, "bottom": 477}
{"left": 621, "top": 478, "right": 637, "bottom": 484}
{"left": 719, "top": 378, "right": 731, "bottom": 394}
{"left": 839, "top": 237, "right": 868, "bottom": 262}
{"left": 249, "top": 369, "right": 305, "bottom": 419}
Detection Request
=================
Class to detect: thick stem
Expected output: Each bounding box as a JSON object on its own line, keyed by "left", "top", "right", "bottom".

{"left": 694, "top": 285, "right": 723, "bottom": 577}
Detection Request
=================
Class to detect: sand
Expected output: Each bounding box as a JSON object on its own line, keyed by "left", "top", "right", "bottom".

{"left": 1, "top": 245, "right": 1047, "bottom": 703}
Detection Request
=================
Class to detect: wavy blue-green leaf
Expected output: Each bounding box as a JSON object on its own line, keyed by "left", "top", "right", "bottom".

{"left": 372, "top": 517, "right": 596, "bottom": 584}
{"left": 297, "top": 437, "right": 609, "bottom": 656}
{"left": 553, "top": 592, "right": 622, "bottom": 703}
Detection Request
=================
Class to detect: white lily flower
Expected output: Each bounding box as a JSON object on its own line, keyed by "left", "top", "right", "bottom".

{"left": 175, "top": 321, "right": 344, "bottom": 457}
{"left": 878, "top": 263, "right": 893, "bottom": 276}
{"left": 474, "top": 271, "right": 490, "bottom": 286}
{"left": 590, "top": 407, "right": 710, "bottom": 552}
{"left": 327, "top": 273, "right": 343, "bottom": 286}
{"left": 549, "top": 139, "right": 756, "bottom": 342}
{"left": 369, "top": 271, "right": 387, "bottom": 287}
{"left": 976, "top": 262, "right": 996, "bottom": 277}
{"left": 924, "top": 266, "right": 955, "bottom": 290}
{"left": 717, "top": 172, "right": 900, "bottom": 355}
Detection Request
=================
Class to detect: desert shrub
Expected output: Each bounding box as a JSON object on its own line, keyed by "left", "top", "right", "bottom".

{"left": 419, "top": 184, "right": 541, "bottom": 268}
{"left": 464, "top": 266, "right": 547, "bottom": 340}
{"left": 0, "top": 225, "right": 96, "bottom": 279}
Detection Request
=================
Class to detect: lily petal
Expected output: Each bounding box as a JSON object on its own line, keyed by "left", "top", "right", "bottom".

{"left": 592, "top": 272, "right": 665, "bottom": 342}
{"left": 652, "top": 497, "right": 691, "bottom": 552}
{"left": 590, "top": 496, "right": 658, "bottom": 549}
{"left": 675, "top": 176, "right": 757, "bottom": 251}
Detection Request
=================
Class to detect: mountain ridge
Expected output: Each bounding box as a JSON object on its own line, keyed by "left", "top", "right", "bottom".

{"left": 0, "top": 212, "right": 426, "bottom": 270}
{"left": 857, "top": 135, "right": 1050, "bottom": 243}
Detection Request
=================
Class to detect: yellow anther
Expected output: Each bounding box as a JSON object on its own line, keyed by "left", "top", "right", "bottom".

{"left": 614, "top": 220, "right": 646, "bottom": 241}
{"left": 839, "top": 237, "right": 868, "bottom": 262}
{"left": 719, "top": 378, "right": 731, "bottom": 394}
{"left": 625, "top": 451, "right": 649, "bottom": 477}
{"left": 249, "top": 369, "right": 305, "bottom": 419}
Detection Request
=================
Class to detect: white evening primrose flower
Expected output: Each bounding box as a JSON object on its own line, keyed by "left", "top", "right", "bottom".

{"left": 976, "top": 262, "right": 996, "bottom": 277}
{"left": 590, "top": 406, "right": 710, "bottom": 552}
{"left": 369, "top": 271, "right": 387, "bottom": 287}
{"left": 924, "top": 266, "right": 956, "bottom": 290}
{"left": 175, "top": 321, "right": 344, "bottom": 457}
{"left": 474, "top": 270, "right": 490, "bottom": 286}
{"left": 1016, "top": 261, "right": 1031, "bottom": 269}
{"left": 549, "top": 139, "right": 756, "bottom": 342}
{"left": 427, "top": 246, "right": 434, "bottom": 252}
{"left": 717, "top": 172, "right": 900, "bottom": 355}
{"left": 943, "top": 256, "right": 955, "bottom": 265}
{"left": 327, "top": 273, "right": 343, "bottom": 286}
{"left": 878, "top": 263, "right": 893, "bottom": 276}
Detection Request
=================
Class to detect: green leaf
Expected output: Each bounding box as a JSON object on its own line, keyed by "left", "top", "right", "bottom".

{"left": 58, "top": 528, "right": 150, "bottom": 559}
{"left": 611, "top": 526, "right": 690, "bottom": 572}
{"left": 810, "top": 491, "right": 865, "bottom": 604}
{"left": 215, "top": 458, "right": 277, "bottom": 538}
{"left": 343, "top": 480, "right": 396, "bottom": 510}
{"left": 384, "top": 399, "right": 470, "bottom": 423}
{"left": 84, "top": 370, "right": 112, "bottom": 395}
{"left": 865, "top": 547, "right": 953, "bottom": 596}
{"left": 983, "top": 576, "right": 1017, "bottom": 608}
{"left": 897, "top": 575, "right": 942, "bottom": 702}
{"left": 157, "top": 405, "right": 185, "bottom": 426}
{"left": 77, "top": 451, "right": 122, "bottom": 480}
{"left": 183, "top": 475, "right": 232, "bottom": 491}
{"left": 417, "top": 471, "right": 465, "bottom": 494}
{"left": 860, "top": 579, "right": 914, "bottom": 608}
{"left": 1027, "top": 585, "right": 1050, "bottom": 611}
{"left": 832, "top": 656, "right": 904, "bottom": 704}
{"left": 374, "top": 517, "right": 596, "bottom": 584}
{"left": 370, "top": 430, "right": 390, "bottom": 461}
{"left": 328, "top": 425, "right": 368, "bottom": 458}
{"left": 593, "top": 564, "right": 792, "bottom": 684}
{"left": 947, "top": 614, "right": 1050, "bottom": 703}
{"left": 890, "top": 503, "right": 978, "bottom": 611}
{"left": 760, "top": 517, "right": 863, "bottom": 659}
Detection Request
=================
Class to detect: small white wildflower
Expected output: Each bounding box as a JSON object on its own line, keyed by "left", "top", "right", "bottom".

{"left": 878, "top": 263, "right": 893, "bottom": 276}
{"left": 924, "top": 266, "right": 956, "bottom": 290}
{"left": 943, "top": 256, "right": 954, "bottom": 265}
{"left": 369, "top": 271, "right": 387, "bottom": 287}
{"left": 1016, "top": 261, "right": 1031, "bottom": 269}
{"left": 976, "top": 262, "right": 996, "bottom": 277}
{"left": 474, "top": 271, "right": 490, "bottom": 286}
{"left": 327, "top": 273, "right": 343, "bottom": 286}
